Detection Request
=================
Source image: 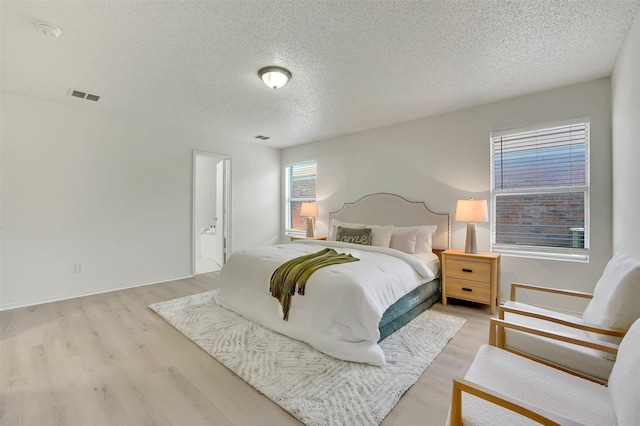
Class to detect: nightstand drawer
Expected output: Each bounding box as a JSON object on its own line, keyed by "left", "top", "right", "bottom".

{"left": 446, "top": 258, "right": 491, "bottom": 283}
{"left": 445, "top": 278, "right": 490, "bottom": 303}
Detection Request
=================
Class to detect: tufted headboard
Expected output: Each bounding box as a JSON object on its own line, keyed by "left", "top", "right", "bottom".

{"left": 328, "top": 193, "right": 450, "bottom": 251}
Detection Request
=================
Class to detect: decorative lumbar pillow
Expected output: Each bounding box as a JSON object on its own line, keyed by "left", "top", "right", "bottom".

{"left": 335, "top": 226, "right": 372, "bottom": 245}
{"left": 330, "top": 220, "right": 366, "bottom": 241}
{"left": 389, "top": 229, "right": 419, "bottom": 254}
{"left": 392, "top": 225, "right": 437, "bottom": 253}
{"left": 582, "top": 252, "right": 640, "bottom": 359}
{"left": 369, "top": 225, "right": 394, "bottom": 248}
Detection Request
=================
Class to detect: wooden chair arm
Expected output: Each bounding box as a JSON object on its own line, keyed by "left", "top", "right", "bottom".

{"left": 489, "top": 318, "right": 619, "bottom": 355}
{"left": 450, "top": 377, "right": 586, "bottom": 426}
{"left": 500, "top": 303, "right": 627, "bottom": 338}
{"left": 510, "top": 282, "right": 593, "bottom": 301}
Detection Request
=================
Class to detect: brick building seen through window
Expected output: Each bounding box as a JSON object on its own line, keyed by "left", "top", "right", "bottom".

{"left": 286, "top": 163, "right": 317, "bottom": 232}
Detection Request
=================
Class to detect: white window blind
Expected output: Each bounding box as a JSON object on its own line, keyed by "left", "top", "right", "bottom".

{"left": 490, "top": 119, "right": 590, "bottom": 261}
{"left": 285, "top": 162, "right": 317, "bottom": 233}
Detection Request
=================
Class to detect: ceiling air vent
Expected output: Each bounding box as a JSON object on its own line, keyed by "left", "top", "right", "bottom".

{"left": 254, "top": 135, "right": 270, "bottom": 140}
{"left": 69, "top": 89, "right": 100, "bottom": 102}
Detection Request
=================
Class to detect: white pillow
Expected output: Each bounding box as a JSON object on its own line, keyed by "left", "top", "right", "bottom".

{"left": 368, "top": 225, "right": 394, "bottom": 248}
{"left": 389, "top": 229, "right": 418, "bottom": 254}
{"left": 329, "top": 220, "right": 365, "bottom": 241}
{"left": 392, "top": 225, "right": 437, "bottom": 253}
{"left": 582, "top": 252, "right": 640, "bottom": 359}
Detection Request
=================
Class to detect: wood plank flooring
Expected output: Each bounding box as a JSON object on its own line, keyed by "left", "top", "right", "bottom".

{"left": 0, "top": 273, "right": 491, "bottom": 425}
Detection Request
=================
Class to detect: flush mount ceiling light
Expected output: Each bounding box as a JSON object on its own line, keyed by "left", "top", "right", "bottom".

{"left": 258, "top": 66, "right": 292, "bottom": 90}
{"left": 36, "top": 22, "right": 63, "bottom": 38}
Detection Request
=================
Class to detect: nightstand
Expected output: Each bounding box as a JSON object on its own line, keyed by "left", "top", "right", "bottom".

{"left": 290, "top": 236, "right": 328, "bottom": 241}
{"left": 441, "top": 249, "right": 501, "bottom": 315}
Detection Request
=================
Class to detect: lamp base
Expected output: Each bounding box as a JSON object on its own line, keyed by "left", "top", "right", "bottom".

{"left": 465, "top": 222, "right": 479, "bottom": 254}
{"left": 306, "top": 217, "right": 315, "bottom": 237}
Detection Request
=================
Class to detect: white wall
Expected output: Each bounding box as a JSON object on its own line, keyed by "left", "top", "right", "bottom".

{"left": 612, "top": 12, "right": 640, "bottom": 259}
{"left": 1, "top": 92, "right": 281, "bottom": 310}
{"left": 282, "top": 78, "right": 612, "bottom": 312}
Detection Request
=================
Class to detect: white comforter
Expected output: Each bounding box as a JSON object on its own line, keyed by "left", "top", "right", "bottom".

{"left": 214, "top": 240, "right": 436, "bottom": 366}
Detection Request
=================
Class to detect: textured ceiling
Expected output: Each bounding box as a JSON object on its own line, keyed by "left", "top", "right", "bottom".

{"left": 2, "top": 1, "right": 639, "bottom": 148}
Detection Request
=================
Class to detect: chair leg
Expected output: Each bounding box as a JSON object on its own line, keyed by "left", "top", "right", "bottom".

{"left": 451, "top": 380, "right": 463, "bottom": 425}
{"left": 497, "top": 309, "right": 506, "bottom": 348}
{"left": 489, "top": 319, "right": 497, "bottom": 346}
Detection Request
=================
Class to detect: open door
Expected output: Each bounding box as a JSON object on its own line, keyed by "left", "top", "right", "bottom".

{"left": 193, "top": 151, "right": 231, "bottom": 275}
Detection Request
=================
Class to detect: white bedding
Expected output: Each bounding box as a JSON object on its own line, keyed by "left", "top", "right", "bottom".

{"left": 214, "top": 240, "right": 437, "bottom": 365}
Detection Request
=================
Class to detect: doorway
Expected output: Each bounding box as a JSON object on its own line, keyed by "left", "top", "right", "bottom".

{"left": 193, "top": 151, "right": 231, "bottom": 275}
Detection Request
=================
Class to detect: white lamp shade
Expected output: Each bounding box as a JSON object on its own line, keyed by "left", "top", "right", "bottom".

{"left": 455, "top": 199, "right": 488, "bottom": 223}
{"left": 259, "top": 67, "right": 291, "bottom": 89}
{"left": 300, "top": 202, "right": 318, "bottom": 217}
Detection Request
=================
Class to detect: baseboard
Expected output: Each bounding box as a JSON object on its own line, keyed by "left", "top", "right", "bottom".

{"left": 0, "top": 274, "right": 194, "bottom": 312}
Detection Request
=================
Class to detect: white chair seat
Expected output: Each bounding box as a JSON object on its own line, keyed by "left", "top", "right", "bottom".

{"left": 503, "top": 300, "right": 614, "bottom": 381}
{"left": 451, "top": 344, "right": 616, "bottom": 426}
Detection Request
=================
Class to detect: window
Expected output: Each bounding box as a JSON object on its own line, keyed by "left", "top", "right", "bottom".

{"left": 490, "top": 119, "right": 590, "bottom": 261}
{"left": 285, "top": 162, "right": 317, "bottom": 233}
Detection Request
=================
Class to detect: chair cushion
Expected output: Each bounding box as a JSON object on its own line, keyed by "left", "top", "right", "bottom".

{"left": 582, "top": 253, "right": 640, "bottom": 357}
{"left": 608, "top": 318, "right": 640, "bottom": 426}
{"left": 453, "top": 344, "right": 615, "bottom": 426}
{"left": 503, "top": 301, "right": 614, "bottom": 381}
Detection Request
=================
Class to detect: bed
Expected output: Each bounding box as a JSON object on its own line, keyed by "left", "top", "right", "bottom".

{"left": 214, "top": 193, "right": 450, "bottom": 366}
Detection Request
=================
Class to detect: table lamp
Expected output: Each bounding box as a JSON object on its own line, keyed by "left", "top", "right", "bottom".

{"left": 456, "top": 199, "right": 488, "bottom": 254}
{"left": 300, "top": 202, "right": 318, "bottom": 237}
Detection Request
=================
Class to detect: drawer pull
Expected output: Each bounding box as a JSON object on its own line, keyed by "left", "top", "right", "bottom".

{"left": 462, "top": 268, "right": 473, "bottom": 273}
{"left": 462, "top": 287, "right": 473, "bottom": 292}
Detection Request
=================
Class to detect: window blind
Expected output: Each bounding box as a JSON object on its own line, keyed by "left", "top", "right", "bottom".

{"left": 491, "top": 120, "right": 589, "bottom": 260}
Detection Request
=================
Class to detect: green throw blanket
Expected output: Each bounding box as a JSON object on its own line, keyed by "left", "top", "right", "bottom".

{"left": 269, "top": 248, "right": 359, "bottom": 320}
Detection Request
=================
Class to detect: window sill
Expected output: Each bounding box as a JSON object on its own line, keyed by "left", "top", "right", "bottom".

{"left": 491, "top": 247, "right": 589, "bottom": 263}
{"left": 285, "top": 232, "right": 306, "bottom": 237}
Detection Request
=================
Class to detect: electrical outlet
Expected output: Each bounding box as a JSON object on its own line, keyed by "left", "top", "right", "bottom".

{"left": 74, "top": 263, "right": 85, "bottom": 273}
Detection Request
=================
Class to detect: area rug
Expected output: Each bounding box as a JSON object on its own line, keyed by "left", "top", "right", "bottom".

{"left": 149, "top": 290, "right": 465, "bottom": 426}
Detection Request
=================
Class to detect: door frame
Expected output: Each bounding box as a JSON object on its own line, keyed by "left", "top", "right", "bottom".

{"left": 192, "top": 150, "right": 232, "bottom": 275}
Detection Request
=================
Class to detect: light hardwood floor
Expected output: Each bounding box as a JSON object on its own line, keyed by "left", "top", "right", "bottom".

{"left": 0, "top": 273, "right": 490, "bottom": 425}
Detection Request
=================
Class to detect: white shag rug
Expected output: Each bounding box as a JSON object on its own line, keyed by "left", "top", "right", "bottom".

{"left": 149, "top": 290, "right": 465, "bottom": 426}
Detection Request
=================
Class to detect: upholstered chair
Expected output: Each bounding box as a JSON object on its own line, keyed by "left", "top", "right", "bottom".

{"left": 448, "top": 317, "right": 640, "bottom": 425}
{"left": 499, "top": 252, "right": 640, "bottom": 382}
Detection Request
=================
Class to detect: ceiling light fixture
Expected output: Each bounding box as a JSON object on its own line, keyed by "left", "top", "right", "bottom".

{"left": 258, "top": 66, "right": 292, "bottom": 90}
{"left": 36, "top": 22, "right": 63, "bottom": 38}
